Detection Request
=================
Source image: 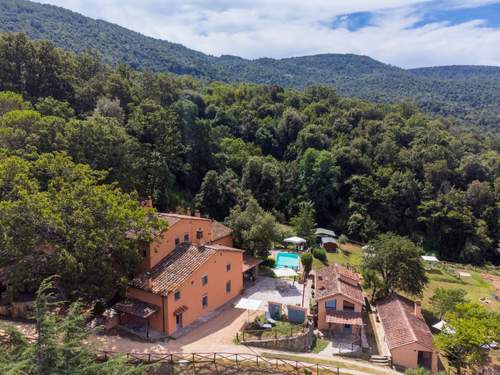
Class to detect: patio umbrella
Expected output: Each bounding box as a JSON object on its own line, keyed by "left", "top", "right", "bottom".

{"left": 283, "top": 236, "right": 306, "bottom": 244}
{"left": 234, "top": 298, "right": 264, "bottom": 323}
{"left": 422, "top": 255, "right": 439, "bottom": 262}
{"left": 273, "top": 267, "right": 298, "bottom": 278}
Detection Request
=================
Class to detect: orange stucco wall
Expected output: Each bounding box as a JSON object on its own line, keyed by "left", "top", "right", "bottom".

{"left": 317, "top": 294, "right": 362, "bottom": 330}
{"left": 142, "top": 217, "right": 214, "bottom": 269}
{"left": 391, "top": 342, "right": 439, "bottom": 373}
{"left": 165, "top": 249, "right": 243, "bottom": 335}
{"left": 128, "top": 249, "right": 243, "bottom": 336}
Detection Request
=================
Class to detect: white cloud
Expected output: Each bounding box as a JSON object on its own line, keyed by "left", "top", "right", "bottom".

{"left": 37, "top": 0, "right": 500, "bottom": 67}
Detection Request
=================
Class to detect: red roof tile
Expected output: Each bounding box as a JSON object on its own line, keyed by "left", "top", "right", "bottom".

{"left": 211, "top": 221, "right": 233, "bottom": 241}
{"left": 129, "top": 243, "right": 243, "bottom": 296}
{"left": 326, "top": 311, "right": 363, "bottom": 326}
{"left": 315, "top": 264, "right": 364, "bottom": 304}
{"left": 129, "top": 244, "right": 217, "bottom": 295}
{"left": 377, "top": 294, "right": 435, "bottom": 351}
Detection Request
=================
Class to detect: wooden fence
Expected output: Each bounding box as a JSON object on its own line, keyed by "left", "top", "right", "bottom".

{"left": 236, "top": 325, "right": 306, "bottom": 342}
{"left": 97, "top": 351, "right": 344, "bottom": 374}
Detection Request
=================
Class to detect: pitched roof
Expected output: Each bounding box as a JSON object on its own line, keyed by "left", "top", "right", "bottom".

{"left": 315, "top": 228, "right": 336, "bottom": 237}
{"left": 326, "top": 311, "right": 363, "bottom": 326}
{"left": 376, "top": 294, "right": 435, "bottom": 351}
{"left": 129, "top": 243, "right": 243, "bottom": 296}
{"left": 211, "top": 221, "right": 233, "bottom": 241}
{"left": 315, "top": 264, "right": 363, "bottom": 304}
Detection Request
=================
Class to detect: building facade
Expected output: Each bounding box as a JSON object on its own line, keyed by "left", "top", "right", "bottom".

{"left": 114, "top": 210, "right": 244, "bottom": 337}
{"left": 377, "top": 294, "right": 439, "bottom": 373}
{"left": 314, "top": 264, "right": 364, "bottom": 339}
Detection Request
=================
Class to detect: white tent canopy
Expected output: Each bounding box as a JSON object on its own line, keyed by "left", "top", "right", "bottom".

{"left": 234, "top": 298, "right": 265, "bottom": 323}
{"left": 283, "top": 236, "right": 306, "bottom": 244}
{"left": 422, "top": 255, "right": 439, "bottom": 262}
{"left": 273, "top": 267, "right": 298, "bottom": 278}
{"left": 432, "top": 320, "right": 455, "bottom": 334}
{"left": 235, "top": 298, "right": 264, "bottom": 311}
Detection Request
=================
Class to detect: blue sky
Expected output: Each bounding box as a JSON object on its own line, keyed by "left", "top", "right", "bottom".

{"left": 39, "top": 0, "right": 500, "bottom": 68}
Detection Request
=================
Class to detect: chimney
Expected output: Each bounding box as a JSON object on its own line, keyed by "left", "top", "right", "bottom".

{"left": 194, "top": 209, "right": 201, "bottom": 218}
{"left": 187, "top": 207, "right": 192, "bottom": 216}
{"left": 141, "top": 195, "right": 153, "bottom": 209}
{"left": 146, "top": 275, "right": 153, "bottom": 290}
{"left": 414, "top": 300, "right": 422, "bottom": 316}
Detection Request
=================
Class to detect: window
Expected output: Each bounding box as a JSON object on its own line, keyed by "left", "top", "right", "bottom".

{"left": 196, "top": 229, "right": 203, "bottom": 239}
{"left": 325, "top": 299, "right": 337, "bottom": 310}
{"left": 226, "top": 263, "right": 231, "bottom": 272}
{"left": 202, "top": 295, "right": 208, "bottom": 308}
{"left": 202, "top": 275, "right": 208, "bottom": 286}
{"left": 184, "top": 233, "right": 189, "bottom": 243}
{"left": 174, "top": 290, "right": 181, "bottom": 301}
{"left": 175, "top": 237, "right": 180, "bottom": 248}
{"left": 226, "top": 281, "right": 231, "bottom": 293}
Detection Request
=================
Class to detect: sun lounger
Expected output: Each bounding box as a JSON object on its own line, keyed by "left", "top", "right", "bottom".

{"left": 265, "top": 311, "right": 277, "bottom": 325}
{"left": 256, "top": 319, "right": 272, "bottom": 329}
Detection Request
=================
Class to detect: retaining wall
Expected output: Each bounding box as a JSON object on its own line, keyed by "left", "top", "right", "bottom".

{"left": 240, "top": 323, "right": 315, "bottom": 352}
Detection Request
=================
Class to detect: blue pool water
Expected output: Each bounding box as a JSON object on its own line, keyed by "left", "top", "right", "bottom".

{"left": 275, "top": 252, "right": 300, "bottom": 270}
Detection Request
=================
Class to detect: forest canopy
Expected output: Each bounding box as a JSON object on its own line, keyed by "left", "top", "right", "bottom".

{"left": 0, "top": 32, "right": 498, "bottom": 278}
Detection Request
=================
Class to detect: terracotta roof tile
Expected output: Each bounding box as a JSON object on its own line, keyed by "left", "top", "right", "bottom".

{"left": 377, "top": 294, "right": 435, "bottom": 351}
{"left": 315, "top": 264, "right": 364, "bottom": 304}
{"left": 129, "top": 244, "right": 217, "bottom": 295}
{"left": 326, "top": 311, "right": 363, "bottom": 325}
{"left": 211, "top": 221, "right": 233, "bottom": 241}
{"left": 243, "top": 256, "right": 264, "bottom": 272}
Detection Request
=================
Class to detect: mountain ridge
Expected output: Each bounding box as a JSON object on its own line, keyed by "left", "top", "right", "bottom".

{"left": 1, "top": 0, "right": 499, "bottom": 130}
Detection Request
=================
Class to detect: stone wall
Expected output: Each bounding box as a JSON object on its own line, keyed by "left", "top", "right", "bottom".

{"left": 240, "top": 323, "right": 315, "bottom": 352}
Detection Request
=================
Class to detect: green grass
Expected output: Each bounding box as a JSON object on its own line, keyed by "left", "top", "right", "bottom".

{"left": 260, "top": 352, "right": 388, "bottom": 375}
{"left": 312, "top": 243, "right": 363, "bottom": 271}
{"left": 422, "top": 266, "right": 499, "bottom": 314}
{"left": 241, "top": 315, "right": 305, "bottom": 340}
{"left": 312, "top": 338, "right": 329, "bottom": 354}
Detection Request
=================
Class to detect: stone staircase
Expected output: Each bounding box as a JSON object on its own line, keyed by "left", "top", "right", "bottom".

{"left": 369, "top": 355, "right": 391, "bottom": 366}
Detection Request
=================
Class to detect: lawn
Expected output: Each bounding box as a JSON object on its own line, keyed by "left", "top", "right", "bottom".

{"left": 238, "top": 314, "right": 305, "bottom": 341}
{"left": 422, "top": 264, "right": 499, "bottom": 318}
{"left": 312, "top": 242, "right": 363, "bottom": 271}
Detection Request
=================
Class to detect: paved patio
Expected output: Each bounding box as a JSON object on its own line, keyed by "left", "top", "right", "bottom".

{"left": 242, "top": 276, "right": 311, "bottom": 310}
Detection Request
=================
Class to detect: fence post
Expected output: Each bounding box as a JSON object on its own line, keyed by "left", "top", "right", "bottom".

{"left": 148, "top": 353, "right": 151, "bottom": 363}
{"left": 236, "top": 353, "right": 238, "bottom": 367}
{"left": 275, "top": 329, "right": 278, "bottom": 339}
{"left": 337, "top": 367, "right": 340, "bottom": 375}
{"left": 104, "top": 351, "right": 108, "bottom": 361}
{"left": 316, "top": 363, "right": 319, "bottom": 375}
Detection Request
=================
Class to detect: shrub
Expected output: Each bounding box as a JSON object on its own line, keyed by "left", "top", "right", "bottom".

{"left": 264, "top": 256, "right": 275, "bottom": 268}
{"left": 313, "top": 247, "right": 327, "bottom": 262}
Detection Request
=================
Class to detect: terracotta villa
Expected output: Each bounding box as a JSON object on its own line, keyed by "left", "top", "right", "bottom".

{"left": 113, "top": 203, "right": 259, "bottom": 338}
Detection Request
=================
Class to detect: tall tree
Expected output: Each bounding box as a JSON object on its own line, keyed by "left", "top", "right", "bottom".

{"left": 225, "top": 198, "right": 279, "bottom": 258}
{"left": 429, "top": 288, "right": 468, "bottom": 319}
{"left": 0, "top": 153, "right": 164, "bottom": 301}
{"left": 435, "top": 303, "right": 500, "bottom": 375}
{"left": 290, "top": 201, "right": 317, "bottom": 245}
{"left": 0, "top": 277, "right": 148, "bottom": 375}
{"left": 362, "top": 234, "right": 428, "bottom": 297}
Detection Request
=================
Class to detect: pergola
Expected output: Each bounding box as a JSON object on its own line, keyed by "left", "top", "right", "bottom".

{"left": 113, "top": 298, "right": 159, "bottom": 339}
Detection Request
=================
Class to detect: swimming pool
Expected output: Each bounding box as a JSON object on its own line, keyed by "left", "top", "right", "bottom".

{"left": 275, "top": 252, "right": 300, "bottom": 270}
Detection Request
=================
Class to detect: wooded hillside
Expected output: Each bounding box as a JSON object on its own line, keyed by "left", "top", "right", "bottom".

{"left": 1, "top": 0, "right": 499, "bottom": 131}
{"left": 0, "top": 33, "right": 498, "bottom": 270}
